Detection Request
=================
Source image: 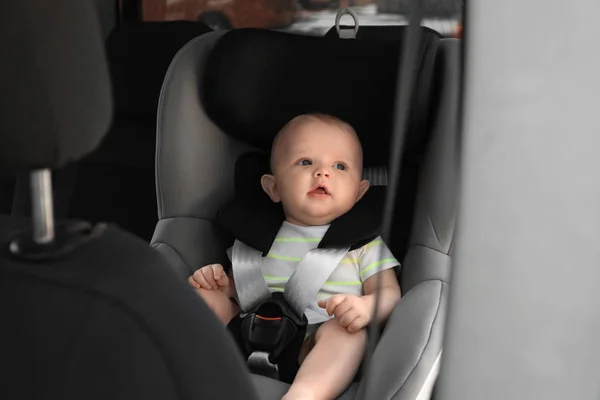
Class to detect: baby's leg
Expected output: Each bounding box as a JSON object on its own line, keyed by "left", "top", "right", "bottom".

{"left": 283, "top": 319, "right": 366, "bottom": 400}
{"left": 194, "top": 288, "right": 240, "bottom": 324}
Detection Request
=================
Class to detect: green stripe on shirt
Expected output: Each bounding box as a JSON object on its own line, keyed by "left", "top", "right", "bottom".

{"left": 324, "top": 280, "right": 361, "bottom": 286}
{"left": 365, "top": 239, "right": 383, "bottom": 249}
{"left": 267, "top": 253, "right": 357, "bottom": 264}
{"left": 274, "top": 237, "right": 322, "bottom": 243}
{"left": 263, "top": 275, "right": 361, "bottom": 286}
{"left": 266, "top": 253, "right": 302, "bottom": 262}
{"left": 263, "top": 275, "right": 289, "bottom": 281}
{"left": 359, "top": 258, "right": 398, "bottom": 277}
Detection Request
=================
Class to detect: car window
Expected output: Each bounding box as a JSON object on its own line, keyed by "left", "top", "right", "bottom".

{"left": 141, "top": 0, "right": 463, "bottom": 38}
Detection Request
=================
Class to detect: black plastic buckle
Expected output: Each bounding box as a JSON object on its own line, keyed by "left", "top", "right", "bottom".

{"left": 244, "top": 312, "right": 285, "bottom": 349}
{"left": 238, "top": 292, "right": 307, "bottom": 382}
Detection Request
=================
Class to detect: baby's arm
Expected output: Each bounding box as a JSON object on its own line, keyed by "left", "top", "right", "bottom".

{"left": 361, "top": 269, "right": 401, "bottom": 325}
{"left": 189, "top": 245, "right": 238, "bottom": 297}
{"left": 318, "top": 271, "right": 400, "bottom": 332}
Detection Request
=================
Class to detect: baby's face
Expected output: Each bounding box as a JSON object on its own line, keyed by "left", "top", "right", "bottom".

{"left": 261, "top": 120, "right": 369, "bottom": 226}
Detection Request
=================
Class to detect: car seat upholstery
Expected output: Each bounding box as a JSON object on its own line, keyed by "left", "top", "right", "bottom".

{"left": 151, "top": 27, "right": 440, "bottom": 278}
{"left": 0, "top": 2, "right": 258, "bottom": 399}
{"left": 151, "top": 27, "right": 459, "bottom": 399}
{"left": 67, "top": 21, "right": 212, "bottom": 240}
{"left": 360, "top": 39, "right": 459, "bottom": 400}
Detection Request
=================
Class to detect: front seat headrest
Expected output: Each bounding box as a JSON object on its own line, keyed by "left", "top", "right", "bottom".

{"left": 203, "top": 28, "right": 440, "bottom": 167}
{"left": 106, "top": 21, "right": 211, "bottom": 118}
{"left": 0, "top": 0, "right": 112, "bottom": 174}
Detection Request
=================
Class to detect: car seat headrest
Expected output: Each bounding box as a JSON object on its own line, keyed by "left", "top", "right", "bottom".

{"left": 203, "top": 28, "right": 440, "bottom": 167}
{"left": 325, "top": 24, "right": 441, "bottom": 42}
{"left": 0, "top": 0, "right": 112, "bottom": 174}
{"left": 106, "top": 21, "right": 211, "bottom": 118}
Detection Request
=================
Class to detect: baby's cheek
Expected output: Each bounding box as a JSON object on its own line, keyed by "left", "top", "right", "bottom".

{"left": 276, "top": 185, "right": 293, "bottom": 202}
{"left": 339, "top": 195, "right": 359, "bottom": 214}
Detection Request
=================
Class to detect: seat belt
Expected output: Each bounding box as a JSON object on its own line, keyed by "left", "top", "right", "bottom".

{"left": 231, "top": 239, "right": 349, "bottom": 317}
{"left": 230, "top": 239, "right": 350, "bottom": 382}
{"left": 283, "top": 247, "right": 350, "bottom": 318}
{"left": 231, "top": 239, "right": 272, "bottom": 312}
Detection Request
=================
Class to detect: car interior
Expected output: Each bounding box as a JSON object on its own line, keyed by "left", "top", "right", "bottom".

{"left": 3, "top": 0, "right": 600, "bottom": 399}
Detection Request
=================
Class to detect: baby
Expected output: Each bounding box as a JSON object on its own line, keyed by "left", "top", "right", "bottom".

{"left": 189, "top": 114, "right": 401, "bottom": 400}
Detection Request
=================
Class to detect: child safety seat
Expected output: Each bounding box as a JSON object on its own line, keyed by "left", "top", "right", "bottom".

{"left": 151, "top": 28, "right": 459, "bottom": 399}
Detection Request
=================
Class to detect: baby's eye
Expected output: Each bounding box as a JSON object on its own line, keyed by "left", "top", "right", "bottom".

{"left": 298, "top": 159, "right": 312, "bottom": 166}
{"left": 334, "top": 163, "right": 346, "bottom": 171}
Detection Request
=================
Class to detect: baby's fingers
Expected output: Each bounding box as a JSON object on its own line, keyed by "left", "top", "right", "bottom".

{"left": 347, "top": 317, "right": 369, "bottom": 333}
{"left": 339, "top": 309, "right": 359, "bottom": 328}
{"left": 211, "top": 264, "right": 229, "bottom": 287}
{"left": 216, "top": 274, "right": 229, "bottom": 288}
{"left": 332, "top": 300, "right": 353, "bottom": 322}
{"left": 326, "top": 295, "right": 347, "bottom": 316}
{"left": 201, "top": 267, "right": 219, "bottom": 289}
{"left": 193, "top": 269, "right": 213, "bottom": 290}
{"left": 187, "top": 276, "right": 201, "bottom": 289}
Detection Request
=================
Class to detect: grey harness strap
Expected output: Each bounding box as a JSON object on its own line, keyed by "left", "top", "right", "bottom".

{"left": 231, "top": 239, "right": 350, "bottom": 316}
{"left": 231, "top": 240, "right": 272, "bottom": 312}
{"left": 284, "top": 247, "right": 350, "bottom": 317}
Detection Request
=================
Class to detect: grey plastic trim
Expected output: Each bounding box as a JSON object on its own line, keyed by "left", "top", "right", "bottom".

{"left": 415, "top": 351, "right": 442, "bottom": 400}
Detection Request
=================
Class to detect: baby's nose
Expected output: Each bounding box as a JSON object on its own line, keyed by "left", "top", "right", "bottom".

{"left": 314, "top": 167, "right": 330, "bottom": 178}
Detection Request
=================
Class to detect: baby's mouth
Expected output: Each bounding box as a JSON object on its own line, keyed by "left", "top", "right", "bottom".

{"left": 308, "top": 184, "right": 330, "bottom": 196}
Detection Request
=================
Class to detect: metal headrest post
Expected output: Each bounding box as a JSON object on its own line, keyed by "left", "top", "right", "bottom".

{"left": 30, "top": 169, "right": 55, "bottom": 244}
{"left": 8, "top": 168, "right": 103, "bottom": 260}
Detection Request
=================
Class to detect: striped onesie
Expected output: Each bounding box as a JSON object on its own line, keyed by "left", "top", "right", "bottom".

{"left": 228, "top": 221, "right": 400, "bottom": 324}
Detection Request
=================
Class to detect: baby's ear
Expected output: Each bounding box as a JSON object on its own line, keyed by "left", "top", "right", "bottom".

{"left": 356, "top": 180, "right": 370, "bottom": 202}
{"left": 261, "top": 174, "right": 281, "bottom": 203}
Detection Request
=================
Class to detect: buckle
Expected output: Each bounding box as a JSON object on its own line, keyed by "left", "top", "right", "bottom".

{"left": 246, "top": 313, "right": 285, "bottom": 349}
{"left": 256, "top": 315, "right": 281, "bottom": 321}
{"left": 238, "top": 293, "right": 308, "bottom": 380}
{"left": 247, "top": 351, "right": 279, "bottom": 380}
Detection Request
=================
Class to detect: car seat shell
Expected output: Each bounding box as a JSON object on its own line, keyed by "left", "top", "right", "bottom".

{"left": 151, "top": 29, "right": 459, "bottom": 399}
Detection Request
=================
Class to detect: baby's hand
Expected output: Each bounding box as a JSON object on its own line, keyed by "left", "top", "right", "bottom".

{"left": 188, "top": 264, "right": 229, "bottom": 291}
{"left": 317, "top": 294, "right": 372, "bottom": 333}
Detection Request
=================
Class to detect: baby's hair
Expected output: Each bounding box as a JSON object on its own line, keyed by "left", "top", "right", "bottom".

{"left": 270, "top": 113, "right": 360, "bottom": 172}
